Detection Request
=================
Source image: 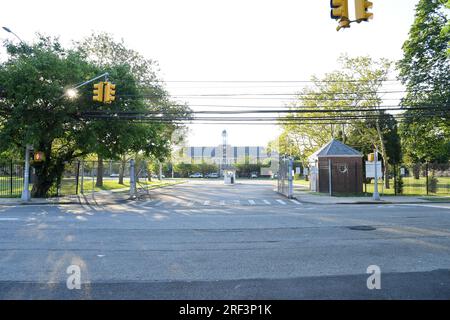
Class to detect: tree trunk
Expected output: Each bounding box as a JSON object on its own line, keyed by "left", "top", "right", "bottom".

{"left": 96, "top": 156, "right": 103, "bottom": 187}
{"left": 31, "top": 150, "right": 65, "bottom": 198}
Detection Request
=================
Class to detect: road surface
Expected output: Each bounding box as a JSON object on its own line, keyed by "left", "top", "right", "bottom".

{"left": 0, "top": 179, "right": 449, "bottom": 299}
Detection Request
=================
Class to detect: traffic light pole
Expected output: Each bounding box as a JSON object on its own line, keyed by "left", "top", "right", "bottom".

{"left": 72, "top": 72, "right": 109, "bottom": 90}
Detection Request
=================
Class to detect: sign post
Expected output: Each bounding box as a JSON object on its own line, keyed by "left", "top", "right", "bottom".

{"left": 373, "top": 148, "right": 380, "bottom": 201}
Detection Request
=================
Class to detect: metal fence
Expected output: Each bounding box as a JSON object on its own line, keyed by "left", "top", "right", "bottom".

{"left": 277, "top": 157, "right": 294, "bottom": 198}
{"left": 0, "top": 160, "right": 24, "bottom": 197}
{"left": 310, "top": 160, "right": 450, "bottom": 196}
{"left": 0, "top": 159, "right": 153, "bottom": 198}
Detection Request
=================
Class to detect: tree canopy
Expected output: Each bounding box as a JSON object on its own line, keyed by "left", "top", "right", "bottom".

{"left": 0, "top": 34, "right": 190, "bottom": 197}
{"left": 398, "top": 0, "right": 450, "bottom": 163}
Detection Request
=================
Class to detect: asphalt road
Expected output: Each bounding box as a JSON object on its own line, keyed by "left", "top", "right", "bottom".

{"left": 0, "top": 179, "right": 449, "bottom": 299}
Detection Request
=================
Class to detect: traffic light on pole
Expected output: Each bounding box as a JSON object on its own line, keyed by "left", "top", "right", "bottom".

{"left": 104, "top": 82, "right": 116, "bottom": 104}
{"left": 93, "top": 81, "right": 104, "bottom": 102}
{"left": 355, "top": 0, "right": 373, "bottom": 22}
{"left": 330, "top": 0, "right": 350, "bottom": 31}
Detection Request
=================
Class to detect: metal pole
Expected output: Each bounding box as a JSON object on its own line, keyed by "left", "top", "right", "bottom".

{"left": 426, "top": 162, "right": 429, "bottom": 195}
{"left": 129, "top": 159, "right": 136, "bottom": 197}
{"left": 10, "top": 159, "right": 13, "bottom": 196}
{"left": 159, "top": 162, "right": 162, "bottom": 181}
{"left": 288, "top": 157, "right": 294, "bottom": 199}
{"left": 373, "top": 147, "right": 380, "bottom": 201}
{"left": 75, "top": 161, "right": 80, "bottom": 195}
{"left": 328, "top": 159, "right": 332, "bottom": 196}
{"left": 80, "top": 161, "right": 84, "bottom": 194}
{"left": 21, "top": 145, "right": 31, "bottom": 201}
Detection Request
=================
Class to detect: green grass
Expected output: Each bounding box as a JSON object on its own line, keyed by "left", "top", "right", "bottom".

{"left": 364, "top": 176, "right": 450, "bottom": 196}
{"left": 1, "top": 177, "right": 186, "bottom": 198}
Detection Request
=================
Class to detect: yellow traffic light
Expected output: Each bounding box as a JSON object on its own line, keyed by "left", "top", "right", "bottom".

{"left": 355, "top": 0, "right": 373, "bottom": 22}
{"left": 93, "top": 82, "right": 104, "bottom": 102}
{"left": 330, "top": 0, "right": 350, "bottom": 31}
{"left": 104, "top": 82, "right": 116, "bottom": 104}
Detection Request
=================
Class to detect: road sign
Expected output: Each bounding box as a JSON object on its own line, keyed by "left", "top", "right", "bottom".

{"left": 365, "top": 161, "right": 382, "bottom": 179}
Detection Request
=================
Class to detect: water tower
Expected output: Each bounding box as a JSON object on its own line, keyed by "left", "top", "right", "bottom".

{"left": 222, "top": 129, "right": 228, "bottom": 167}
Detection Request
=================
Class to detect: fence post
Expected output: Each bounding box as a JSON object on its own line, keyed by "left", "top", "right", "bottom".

{"left": 80, "top": 161, "right": 84, "bottom": 194}
{"left": 10, "top": 160, "right": 13, "bottom": 196}
{"left": 129, "top": 159, "right": 136, "bottom": 198}
{"left": 75, "top": 161, "right": 80, "bottom": 195}
{"left": 328, "top": 159, "right": 332, "bottom": 196}
{"left": 394, "top": 164, "right": 397, "bottom": 196}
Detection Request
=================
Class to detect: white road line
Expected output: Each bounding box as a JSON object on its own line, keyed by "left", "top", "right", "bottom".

{"left": 220, "top": 200, "right": 226, "bottom": 206}
{"left": 0, "top": 218, "right": 19, "bottom": 221}
{"left": 290, "top": 199, "right": 302, "bottom": 205}
{"left": 248, "top": 200, "right": 256, "bottom": 205}
{"left": 397, "top": 204, "right": 450, "bottom": 210}
{"left": 276, "top": 199, "right": 286, "bottom": 205}
{"left": 263, "top": 200, "right": 271, "bottom": 205}
{"left": 203, "top": 200, "right": 210, "bottom": 206}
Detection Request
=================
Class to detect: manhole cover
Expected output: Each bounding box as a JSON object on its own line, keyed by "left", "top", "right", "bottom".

{"left": 348, "top": 226, "right": 376, "bottom": 231}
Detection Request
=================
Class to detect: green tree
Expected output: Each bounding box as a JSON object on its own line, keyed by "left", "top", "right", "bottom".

{"left": 398, "top": 0, "right": 450, "bottom": 164}
{"left": 277, "top": 55, "right": 396, "bottom": 187}
{"left": 76, "top": 33, "right": 189, "bottom": 186}
{"left": 0, "top": 35, "right": 189, "bottom": 197}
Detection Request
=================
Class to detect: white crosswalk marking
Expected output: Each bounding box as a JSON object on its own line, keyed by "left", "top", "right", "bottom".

{"left": 263, "top": 200, "right": 271, "bottom": 205}
{"left": 276, "top": 199, "right": 286, "bottom": 205}
{"left": 290, "top": 199, "right": 302, "bottom": 205}
{"left": 139, "top": 200, "right": 153, "bottom": 207}
{"left": 248, "top": 200, "right": 256, "bottom": 205}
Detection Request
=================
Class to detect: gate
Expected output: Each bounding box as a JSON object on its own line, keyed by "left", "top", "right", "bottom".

{"left": 277, "top": 157, "right": 294, "bottom": 198}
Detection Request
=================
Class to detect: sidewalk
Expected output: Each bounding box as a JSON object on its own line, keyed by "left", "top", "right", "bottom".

{"left": 294, "top": 186, "right": 450, "bottom": 205}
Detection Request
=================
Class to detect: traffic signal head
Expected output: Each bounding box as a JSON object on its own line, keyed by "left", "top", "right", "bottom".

{"left": 330, "top": 0, "right": 349, "bottom": 20}
{"left": 34, "top": 151, "right": 45, "bottom": 162}
{"left": 355, "top": 0, "right": 373, "bottom": 22}
{"left": 104, "top": 82, "right": 116, "bottom": 104}
{"left": 93, "top": 82, "right": 104, "bottom": 102}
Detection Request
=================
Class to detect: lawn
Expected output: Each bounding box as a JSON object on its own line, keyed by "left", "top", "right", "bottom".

{"left": 364, "top": 176, "right": 450, "bottom": 196}
{"left": 293, "top": 176, "right": 449, "bottom": 196}
{"left": 0, "top": 177, "right": 186, "bottom": 198}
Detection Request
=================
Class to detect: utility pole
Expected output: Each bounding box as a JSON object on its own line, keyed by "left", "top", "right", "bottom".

{"left": 21, "top": 144, "right": 32, "bottom": 201}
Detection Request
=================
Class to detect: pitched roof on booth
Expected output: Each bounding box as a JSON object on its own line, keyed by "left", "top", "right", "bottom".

{"left": 308, "top": 139, "right": 362, "bottom": 161}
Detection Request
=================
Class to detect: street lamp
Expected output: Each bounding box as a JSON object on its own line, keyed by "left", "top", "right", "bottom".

{"left": 2, "top": 26, "right": 25, "bottom": 44}
{"left": 2, "top": 27, "right": 32, "bottom": 201}
{"left": 65, "top": 88, "right": 78, "bottom": 99}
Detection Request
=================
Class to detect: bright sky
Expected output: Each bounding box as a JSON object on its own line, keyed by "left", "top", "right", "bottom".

{"left": 1, "top": 0, "right": 419, "bottom": 147}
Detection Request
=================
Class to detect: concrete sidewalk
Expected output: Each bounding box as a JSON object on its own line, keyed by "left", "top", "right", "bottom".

{"left": 294, "top": 188, "right": 449, "bottom": 205}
